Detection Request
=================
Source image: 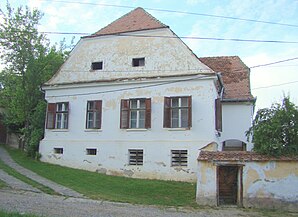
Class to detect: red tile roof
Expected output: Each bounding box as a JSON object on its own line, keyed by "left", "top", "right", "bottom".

{"left": 198, "top": 151, "right": 298, "bottom": 162}
{"left": 199, "top": 56, "right": 254, "bottom": 101}
{"left": 91, "top": 7, "right": 168, "bottom": 37}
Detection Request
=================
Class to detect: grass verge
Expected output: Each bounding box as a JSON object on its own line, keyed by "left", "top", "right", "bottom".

{"left": 6, "top": 146, "right": 198, "bottom": 207}
{"left": 0, "top": 158, "right": 57, "bottom": 195}
{"left": 0, "top": 210, "right": 41, "bottom": 217}
{"left": 0, "top": 179, "right": 7, "bottom": 189}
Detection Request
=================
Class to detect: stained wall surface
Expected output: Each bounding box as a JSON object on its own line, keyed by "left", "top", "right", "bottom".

{"left": 196, "top": 160, "right": 298, "bottom": 211}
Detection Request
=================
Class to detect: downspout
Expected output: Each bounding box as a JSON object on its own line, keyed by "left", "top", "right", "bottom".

{"left": 216, "top": 72, "right": 224, "bottom": 99}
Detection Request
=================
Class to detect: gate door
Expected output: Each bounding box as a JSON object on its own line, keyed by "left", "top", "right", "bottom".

{"left": 218, "top": 166, "right": 238, "bottom": 205}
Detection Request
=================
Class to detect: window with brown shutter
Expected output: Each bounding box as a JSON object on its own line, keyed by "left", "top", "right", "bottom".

{"left": 46, "top": 103, "right": 56, "bottom": 129}
{"left": 120, "top": 99, "right": 129, "bottom": 129}
{"left": 215, "top": 98, "right": 222, "bottom": 131}
{"left": 120, "top": 98, "right": 151, "bottom": 129}
{"left": 46, "top": 102, "right": 69, "bottom": 129}
{"left": 86, "top": 100, "right": 102, "bottom": 129}
{"left": 163, "top": 96, "right": 192, "bottom": 129}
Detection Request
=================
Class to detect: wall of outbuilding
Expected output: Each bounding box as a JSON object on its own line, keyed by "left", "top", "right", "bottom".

{"left": 196, "top": 159, "right": 298, "bottom": 211}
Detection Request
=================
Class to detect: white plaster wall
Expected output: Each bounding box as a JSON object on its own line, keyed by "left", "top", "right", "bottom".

{"left": 46, "top": 28, "right": 212, "bottom": 85}
{"left": 40, "top": 78, "right": 219, "bottom": 182}
{"left": 220, "top": 103, "right": 254, "bottom": 150}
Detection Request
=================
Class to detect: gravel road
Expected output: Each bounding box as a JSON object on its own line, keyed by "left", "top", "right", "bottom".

{"left": 0, "top": 188, "right": 266, "bottom": 217}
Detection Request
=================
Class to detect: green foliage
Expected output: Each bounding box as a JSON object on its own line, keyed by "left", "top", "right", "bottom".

{"left": 0, "top": 2, "right": 67, "bottom": 157}
{"left": 247, "top": 97, "right": 298, "bottom": 156}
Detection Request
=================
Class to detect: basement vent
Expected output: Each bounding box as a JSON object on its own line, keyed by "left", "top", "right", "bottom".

{"left": 129, "top": 149, "right": 143, "bottom": 165}
{"left": 86, "top": 148, "right": 97, "bottom": 155}
{"left": 54, "top": 148, "right": 63, "bottom": 154}
{"left": 171, "top": 150, "right": 187, "bottom": 167}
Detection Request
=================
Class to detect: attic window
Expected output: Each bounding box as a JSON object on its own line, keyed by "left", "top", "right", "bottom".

{"left": 91, "top": 61, "right": 103, "bottom": 70}
{"left": 132, "top": 58, "right": 145, "bottom": 67}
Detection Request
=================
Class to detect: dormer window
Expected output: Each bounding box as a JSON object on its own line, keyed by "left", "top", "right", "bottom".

{"left": 91, "top": 61, "right": 103, "bottom": 70}
{"left": 132, "top": 58, "right": 145, "bottom": 67}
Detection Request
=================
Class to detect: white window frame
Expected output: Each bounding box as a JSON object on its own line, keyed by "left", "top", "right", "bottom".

{"left": 129, "top": 99, "right": 146, "bottom": 129}
{"left": 55, "top": 102, "right": 68, "bottom": 129}
{"left": 171, "top": 97, "right": 188, "bottom": 128}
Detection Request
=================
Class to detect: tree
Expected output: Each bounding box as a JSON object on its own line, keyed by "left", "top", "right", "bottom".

{"left": 0, "top": 2, "right": 67, "bottom": 157}
{"left": 247, "top": 96, "right": 298, "bottom": 156}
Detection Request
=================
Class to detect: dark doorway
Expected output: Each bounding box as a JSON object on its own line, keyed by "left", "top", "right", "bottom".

{"left": 218, "top": 166, "right": 239, "bottom": 205}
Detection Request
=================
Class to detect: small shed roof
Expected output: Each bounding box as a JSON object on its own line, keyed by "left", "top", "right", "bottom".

{"left": 198, "top": 151, "right": 298, "bottom": 162}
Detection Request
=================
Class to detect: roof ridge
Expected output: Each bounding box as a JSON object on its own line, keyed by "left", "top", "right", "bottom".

{"left": 90, "top": 7, "right": 168, "bottom": 37}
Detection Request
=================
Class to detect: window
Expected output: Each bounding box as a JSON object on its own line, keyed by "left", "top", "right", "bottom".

{"left": 46, "top": 102, "right": 69, "bottom": 129}
{"left": 164, "top": 96, "right": 192, "bottom": 128}
{"left": 86, "top": 100, "right": 102, "bottom": 129}
{"left": 120, "top": 98, "right": 151, "bottom": 129}
{"left": 215, "top": 98, "right": 222, "bottom": 131}
{"left": 54, "top": 148, "right": 63, "bottom": 154}
{"left": 132, "top": 58, "right": 145, "bottom": 67}
{"left": 91, "top": 61, "right": 103, "bottom": 70}
{"left": 129, "top": 149, "right": 143, "bottom": 165}
{"left": 171, "top": 150, "right": 187, "bottom": 167}
{"left": 86, "top": 148, "right": 97, "bottom": 155}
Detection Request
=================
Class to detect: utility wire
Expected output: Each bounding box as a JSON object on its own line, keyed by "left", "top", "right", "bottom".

{"left": 252, "top": 80, "right": 298, "bottom": 90}
{"left": 250, "top": 57, "right": 298, "bottom": 68}
{"left": 39, "top": 0, "right": 298, "bottom": 28}
{"left": 4, "top": 30, "right": 298, "bottom": 44}
{"left": 2, "top": 30, "right": 290, "bottom": 44}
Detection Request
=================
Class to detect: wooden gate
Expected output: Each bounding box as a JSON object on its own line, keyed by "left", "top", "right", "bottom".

{"left": 218, "top": 166, "right": 238, "bottom": 205}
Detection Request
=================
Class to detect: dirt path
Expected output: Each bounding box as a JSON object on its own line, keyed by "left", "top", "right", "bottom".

{"left": 0, "top": 188, "right": 266, "bottom": 217}
{"left": 0, "top": 146, "right": 84, "bottom": 198}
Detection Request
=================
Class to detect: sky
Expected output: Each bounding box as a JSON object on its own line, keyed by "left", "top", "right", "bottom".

{"left": 2, "top": 0, "right": 298, "bottom": 111}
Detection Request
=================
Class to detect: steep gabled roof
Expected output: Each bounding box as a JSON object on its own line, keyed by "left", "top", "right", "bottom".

{"left": 199, "top": 56, "right": 254, "bottom": 101}
{"left": 90, "top": 7, "right": 168, "bottom": 37}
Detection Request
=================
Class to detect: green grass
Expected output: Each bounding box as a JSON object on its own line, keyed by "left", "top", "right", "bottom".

{"left": 0, "top": 158, "right": 57, "bottom": 195}
{"left": 0, "top": 210, "right": 41, "bottom": 217}
{"left": 0, "top": 179, "right": 7, "bottom": 189}
{"left": 6, "top": 146, "right": 198, "bottom": 207}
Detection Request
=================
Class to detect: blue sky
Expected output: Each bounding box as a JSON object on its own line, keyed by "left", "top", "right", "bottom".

{"left": 3, "top": 0, "right": 298, "bottom": 110}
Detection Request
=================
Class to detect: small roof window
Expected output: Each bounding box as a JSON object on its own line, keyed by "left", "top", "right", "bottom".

{"left": 91, "top": 61, "right": 103, "bottom": 70}
{"left": 132, "top": 58, "right": 145, "bottom": 67}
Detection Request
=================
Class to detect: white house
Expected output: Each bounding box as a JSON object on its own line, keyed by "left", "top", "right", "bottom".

{"left": 39, "top": 8, "right": 255, "bottom": 182}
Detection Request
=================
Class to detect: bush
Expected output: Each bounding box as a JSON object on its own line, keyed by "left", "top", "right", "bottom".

{"left": 247, "top": 97, "right": 298, "bottom": 156}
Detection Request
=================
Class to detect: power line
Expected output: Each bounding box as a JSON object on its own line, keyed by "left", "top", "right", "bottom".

{"left": 22, "top": 31, "right": 296, "bottom": 44}
{"left": 252, "top": 80, "right": 298, "bottom": 90}
{"left": 250, "top": 57, "right": 298, "bottom": 68}
{"left": 5, "top": 30, "right": 297, "bottom": 44}
{"left": 39, "top": 0, "right": 298, "bottom": 28}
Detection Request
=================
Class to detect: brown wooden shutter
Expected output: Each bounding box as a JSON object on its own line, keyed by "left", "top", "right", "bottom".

{"left": 215, "top": 98, "right": 222, "bottom": 131}
{"left": 46, "top": 103, "right": 56, "bottom": 129}
{"left": 120, "top": 99, "right": 129, "bottom": 129}
{"left": 145, "top": 98, "right": 151, "bottom": 129}
{"left": 163, "top": 97, "right": 171, "bottom": 128}
{"left": 65, "top": 102, "right": 69, "bottom": 129}
{"left": 96, "top": 100, "right": 102, "bottom": 129}
{"left": 188, "top": 96, "right": 192, "bottom": 128}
